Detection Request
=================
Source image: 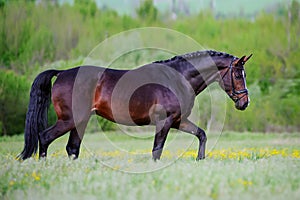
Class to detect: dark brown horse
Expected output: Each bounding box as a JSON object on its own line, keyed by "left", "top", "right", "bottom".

{"left": 18, "top": 50, "right": 252, "bottom": 161}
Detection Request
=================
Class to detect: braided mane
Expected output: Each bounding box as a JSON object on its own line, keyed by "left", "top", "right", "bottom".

{"left": 154, "top": 50, "right": 235, "bottom": 64}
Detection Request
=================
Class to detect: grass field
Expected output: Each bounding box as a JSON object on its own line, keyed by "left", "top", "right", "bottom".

{"left": 0, "top": 131, "right": 299, "bottom": 200}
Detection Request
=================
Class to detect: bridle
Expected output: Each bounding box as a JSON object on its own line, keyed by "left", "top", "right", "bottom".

{"left": 222, "top": 58, "right": 248, "bottom": 102}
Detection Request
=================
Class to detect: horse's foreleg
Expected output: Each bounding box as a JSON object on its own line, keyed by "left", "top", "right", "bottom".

{"left": 178, "top": 120, "right": 207, "bottom": 160}
{"left": 39, "top": 119, "right": 74, "bottom": 159}
{"left": 152, "top": 116, "right": 173, "bottom": 161}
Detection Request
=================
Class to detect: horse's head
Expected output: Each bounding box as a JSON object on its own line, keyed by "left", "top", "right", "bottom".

{"left": 219, "top": 54, "right": 252, "bottom": 110}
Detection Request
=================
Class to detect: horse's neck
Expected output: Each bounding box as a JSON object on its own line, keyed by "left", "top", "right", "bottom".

{"left": 177, "top": 56, "right": 230, "bottom": 95}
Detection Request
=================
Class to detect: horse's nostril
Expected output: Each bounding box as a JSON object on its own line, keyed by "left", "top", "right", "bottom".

{"left": 241, "top": 102, "right": 248, "bottom": 110}
{"left": 236, "top": 100, "right": 248, "bottom": 110}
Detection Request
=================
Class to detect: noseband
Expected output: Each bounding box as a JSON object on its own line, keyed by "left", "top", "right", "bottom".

{"left": 222, "top": 58, "right": 248, "bottom": 102}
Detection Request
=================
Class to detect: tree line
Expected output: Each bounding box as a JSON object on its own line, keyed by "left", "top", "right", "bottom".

{"left": 0, "top": 0, "right": 299, "bottom": 135}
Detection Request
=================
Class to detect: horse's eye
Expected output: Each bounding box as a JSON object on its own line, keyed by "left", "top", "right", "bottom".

{"left": 235, "top": 71, "right": 243, "bottom": 79}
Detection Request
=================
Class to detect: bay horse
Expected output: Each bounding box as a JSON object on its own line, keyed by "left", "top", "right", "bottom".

{"left": 18, "top": 50, "right": 252, "bottom": 161}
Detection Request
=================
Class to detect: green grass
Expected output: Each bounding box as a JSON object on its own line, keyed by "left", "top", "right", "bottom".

{"left": 0, "top": 132, "right": 300, "bottom": 200}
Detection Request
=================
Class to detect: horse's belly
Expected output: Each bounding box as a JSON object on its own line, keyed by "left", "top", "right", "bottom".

{"left": 94, "top": 99, "right": 152, "bottom": 126}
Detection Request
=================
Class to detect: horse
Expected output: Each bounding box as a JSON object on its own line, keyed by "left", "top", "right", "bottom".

{"left": 18, "top": 50, "right": 252, "bottom": 161}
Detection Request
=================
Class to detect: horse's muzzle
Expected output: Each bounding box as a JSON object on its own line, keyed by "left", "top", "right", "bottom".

{"left": 235, "top": 96, "right": 249, "bottom": 111}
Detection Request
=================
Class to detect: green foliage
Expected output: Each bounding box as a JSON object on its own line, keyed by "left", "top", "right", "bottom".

{"left": 291, "top": 0, "right": 300, "bottom": 24}
{"left": 0, "top": 1, "right": 299, "bottom": 134}
{"left": 0, "top": 70, "right": 30, "bottom": 136}
{"left": 136, "top": 0, "right": 158, "bottom": 23}
{"left": 74, "top": 0, "right": 97, "bottom": 19}
{"left": 0, "top": 0, "right": 5, "bottom": 9}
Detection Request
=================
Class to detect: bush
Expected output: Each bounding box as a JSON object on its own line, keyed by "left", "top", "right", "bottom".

{"left": 0, "top": 70, "right": 30, "bottom": 135}
{"left": 0, "top": 1, "right": 299, "bottom": 133}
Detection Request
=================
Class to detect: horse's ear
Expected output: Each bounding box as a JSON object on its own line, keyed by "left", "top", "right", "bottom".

{"left": 233, "top": 56, "right": 246, "bottom": 65}
{"left": 243, "top": 54, "right": 253, "bottom": 63}
{"left": 233, "top": 54, "right": 252, "bottom": 66}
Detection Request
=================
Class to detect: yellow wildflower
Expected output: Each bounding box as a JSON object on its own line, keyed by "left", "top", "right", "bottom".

{"left": 292, "top": 150, "right": 300, "bottom": 158}
{"left": 32, "top": 171, "right": 41, "bottom": 181}
{"left": 238, "top": 178, "right": 253, "bottom": 187}
{"left": 9, "top": 180, "right": 15, "bottom": 186}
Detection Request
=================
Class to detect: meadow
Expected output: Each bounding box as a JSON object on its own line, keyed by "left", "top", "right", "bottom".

{"left": 1, "top": 131, "right": 299, "bottom": 200}
{"left": 0, "top": 1, "right": 300, "bottom": 199}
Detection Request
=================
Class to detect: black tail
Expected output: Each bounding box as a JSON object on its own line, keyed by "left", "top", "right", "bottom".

{"left": 18, "top": 70, "right": 61, "bottom": 160}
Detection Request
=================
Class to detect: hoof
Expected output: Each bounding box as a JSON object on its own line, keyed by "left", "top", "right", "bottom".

{"left": 68, "top": 154, "right": 78, "bottom": 160}
{"left": 196, "top": 156, "right": 205, "bottom": 161}
{"left": 152, "top": 150, "right": 162, "bottom": 161}
{"left": 39, "top": 152, "right": 47, "bottom": 160}
{"left": 152, "top": 157, "right": 160, "bottom": 162}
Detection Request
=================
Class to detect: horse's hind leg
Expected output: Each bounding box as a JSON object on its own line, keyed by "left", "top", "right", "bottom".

{"left": 66, "top": 118, "right": 89, "bottom": 159}
{"left": 66, "top": 129, "right": 82, "bottom": 159}
{"left": 39, "top": 119, "right": 74, "bottom": 158}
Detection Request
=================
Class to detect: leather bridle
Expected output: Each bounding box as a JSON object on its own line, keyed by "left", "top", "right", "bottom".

{"left": 222, "top": 58, "right": 248, "bottom": 102}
